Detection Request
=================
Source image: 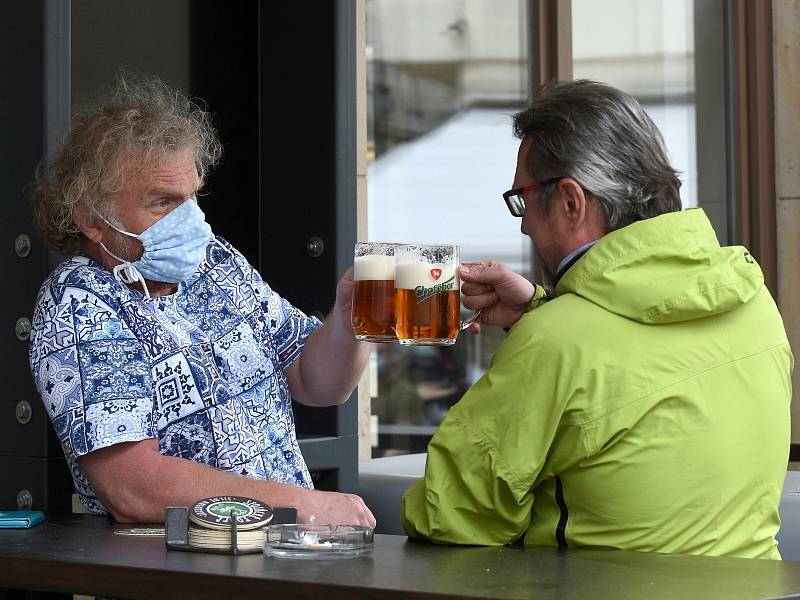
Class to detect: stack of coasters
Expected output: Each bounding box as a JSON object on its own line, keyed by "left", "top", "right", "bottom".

{"left": 186, "top": 496, "right": 273, "bottom": 552}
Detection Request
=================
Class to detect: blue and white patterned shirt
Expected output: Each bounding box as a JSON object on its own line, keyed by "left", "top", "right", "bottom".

{"left": 28, "top": 237, "right": 321, "bottom": 514}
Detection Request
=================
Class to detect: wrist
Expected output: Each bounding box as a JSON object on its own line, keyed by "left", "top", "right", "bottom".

{"left": 329, "top": 303, "right": 356, "bottom": 338}
{"left": 292, "top": 488, "right": 316, "bottom": 523}
{"left": 502, "top": 285, "right": 547, "bottom": 331}
{"left": 525, "top": 284, "right": 549, "bottom": 312}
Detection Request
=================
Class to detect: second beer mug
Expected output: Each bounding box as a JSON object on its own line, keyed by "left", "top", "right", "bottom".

{"left": 395, "top": 244, "right": 479, "bottom": 346}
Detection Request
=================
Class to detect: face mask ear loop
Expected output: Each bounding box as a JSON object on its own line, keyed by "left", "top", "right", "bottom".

{"left": 100, "top": 242, "right": 151, "bottom": 299}
{"left": 93, "top": 208, "right": 139, "bottom": 239}
{"left": 112, "top": 263, "right": 151, "bottom": 299}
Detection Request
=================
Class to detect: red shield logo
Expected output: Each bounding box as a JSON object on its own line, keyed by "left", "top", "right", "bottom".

{"left": 430, "top": 268, "right": 442, "bottom": 281}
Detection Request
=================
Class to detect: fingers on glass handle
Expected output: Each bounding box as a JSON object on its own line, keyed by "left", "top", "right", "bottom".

{"left": 460, "top": 310, "right": 482, "bottom": 331}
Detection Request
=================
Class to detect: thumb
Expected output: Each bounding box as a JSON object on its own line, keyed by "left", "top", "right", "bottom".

{"left": 459, "top": 260, "right": 503, "bottom": 283}
{"left": 335, "top": 267, "right": 355, "bottom": 303}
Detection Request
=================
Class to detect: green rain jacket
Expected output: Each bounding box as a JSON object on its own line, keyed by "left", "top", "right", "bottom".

{"left": 401, "top": 209, "right": 793, "bottom": 559}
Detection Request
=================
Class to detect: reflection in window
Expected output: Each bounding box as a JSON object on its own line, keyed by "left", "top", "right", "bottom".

{"left": 366, "top": 0, "right": 529, "bottom": 456}
{"left": 572, "top": 0, "right": 729, "bottom": 242}
{"left": 573, "top": 0, "right": 697, "bottom": 205}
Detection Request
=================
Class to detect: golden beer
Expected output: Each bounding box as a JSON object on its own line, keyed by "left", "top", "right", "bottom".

{"left": 351, "top": 249, "right": 397, "bottom": 342}
{"left": 352, "top": 279, "right": 396, "bottom": 340}
{"left": 395, "top": 288, "right": 459, "bottom": 343}
{"left": 395, "top": 258, "right": 460, "bottom": 345}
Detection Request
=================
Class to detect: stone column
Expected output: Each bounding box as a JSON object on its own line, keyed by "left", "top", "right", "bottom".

{"left": 775, "top": 1, "right": 800, "bottom": 439}
{"left": 356, "top": 0, "right": 373, "bottom": 459}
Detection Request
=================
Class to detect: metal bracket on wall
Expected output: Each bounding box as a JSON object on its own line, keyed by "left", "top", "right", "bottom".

{"left": 14, "top": 234, "right": 31, "bottom": 258}
{"left": 306, "top": 236, "right": 325, "bottom": 258}
{"left": 17, "top": 489, "right": 33, "bottom": 510}
{"left": 15, "top": 317, "right": 31, "bottom": 341}
{"left": 16, "top": 401, "right": 32, "bottom": 425}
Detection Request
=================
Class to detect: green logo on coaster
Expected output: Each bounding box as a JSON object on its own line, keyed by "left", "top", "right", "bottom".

{"left": 208, "top": 501, "right": 252, "bottom": 519}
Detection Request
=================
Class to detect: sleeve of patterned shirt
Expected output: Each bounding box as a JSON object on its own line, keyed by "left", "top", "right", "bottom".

{"left": 28, "top": 262, "right": 157, "bottom": 466}
{"left": 219, "top": 237, "right": 322, "bottom": 371}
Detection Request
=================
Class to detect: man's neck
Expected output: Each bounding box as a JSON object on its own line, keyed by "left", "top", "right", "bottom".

{"left": 139, "top": 280, "right": 179, "bottom": 297}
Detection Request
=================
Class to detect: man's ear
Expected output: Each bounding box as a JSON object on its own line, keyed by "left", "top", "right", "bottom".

{"left": 555, "top": 178, "right": 589, "bottom": 228}
{"left": 555, "top": 179, "right": 607, "bottom": 239}
{"left": 74, "top": 204, "right": 103, "bottom": 244}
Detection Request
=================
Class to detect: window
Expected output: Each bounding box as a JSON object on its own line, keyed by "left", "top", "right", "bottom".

{"left": 366, "top": 0, "right": 529, "bottom": 456}
{"left": 364, "top": 0, "right": 781, "bottom": 458}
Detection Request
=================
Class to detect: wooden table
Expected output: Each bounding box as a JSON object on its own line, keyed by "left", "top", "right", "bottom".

{"left": 2, "top": 515, "right": 800, "bottom": 599}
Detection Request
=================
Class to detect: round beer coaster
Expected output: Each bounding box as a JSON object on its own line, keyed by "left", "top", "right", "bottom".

{"left": 189, "top": 496, "right": 273, "bottom": 531}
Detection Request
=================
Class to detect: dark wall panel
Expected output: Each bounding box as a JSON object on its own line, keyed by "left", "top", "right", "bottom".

{"left": 258, "top": 3, "right": 358, "bottom": 449}
{"left": 189, "top": 1, "right": 260, "bottom": 266}
{"left": 0, "top": 0, "right": 70, "bottom": 513}
{"left": 258, "top": 3, "right": 339, "bottom": 316}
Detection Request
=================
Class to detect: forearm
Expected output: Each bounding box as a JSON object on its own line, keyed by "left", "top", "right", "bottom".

{"left": 459, "top": 262, "right": 541, "bottom": 329}
{"left": 91, "top": 453, "right": 309, "bottom": 523}
{"left": 289, "top": 309, "right": 369, "bottom": 407}
{"left": 400, "top": 414, "right": 530, "bottom": 546}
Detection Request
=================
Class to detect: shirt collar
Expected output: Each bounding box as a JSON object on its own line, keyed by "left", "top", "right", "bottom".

{"left": 555, "top": 240, "right": 598, "bottom": 279}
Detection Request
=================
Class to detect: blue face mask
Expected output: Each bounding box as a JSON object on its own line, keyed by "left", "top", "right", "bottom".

{"left": 97, "top": 199, "right": 212, "bottom": 297}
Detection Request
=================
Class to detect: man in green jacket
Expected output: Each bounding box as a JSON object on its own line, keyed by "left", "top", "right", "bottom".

{"left": 400, "top": 80, "right": 793, "bottom": 559}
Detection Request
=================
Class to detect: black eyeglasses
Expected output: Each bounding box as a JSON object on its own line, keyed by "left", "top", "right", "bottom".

{"left": 502, "top": 177, "right": 564, "bottom": 217}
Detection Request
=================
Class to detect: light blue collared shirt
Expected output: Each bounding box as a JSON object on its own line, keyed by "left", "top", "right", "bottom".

{"left": 555, "top": 240, "right": 598, "bottom": 278}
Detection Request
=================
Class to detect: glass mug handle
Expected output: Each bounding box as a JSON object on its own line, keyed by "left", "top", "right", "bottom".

{"left": 460, "top": 309, "right": 481, "bottom": 331}
{"left": 458, "top": 260, "right": 480, "bottom": 331}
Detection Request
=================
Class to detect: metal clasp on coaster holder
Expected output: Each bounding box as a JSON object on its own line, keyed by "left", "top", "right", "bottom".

{"left": 230, "top": 513, "right": 239, "bottom": 553}
{"left": 165, "top": 506, "right": 298, "bottom": 555}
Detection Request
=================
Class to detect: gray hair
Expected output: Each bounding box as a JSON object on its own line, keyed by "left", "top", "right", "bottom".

{"left": 513, "top": 79, "right": 682, "bottom": 231}
{"left": 32, "top": 71, "right": 222, "bottom": 254}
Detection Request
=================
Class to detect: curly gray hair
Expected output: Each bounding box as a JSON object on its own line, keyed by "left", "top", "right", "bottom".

{"left": 513, "top": 79, "right": 682, "bottom": 231}
{"left": 32, "top": 72, "right": 222, "bottom": 254}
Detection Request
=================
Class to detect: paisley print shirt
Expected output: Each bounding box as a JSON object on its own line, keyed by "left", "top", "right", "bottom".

{"left": 29, "top": 237, "right": 320, "bottom": 514}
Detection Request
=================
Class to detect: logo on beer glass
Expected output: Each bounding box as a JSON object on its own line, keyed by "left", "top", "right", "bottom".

{"left": 351, "top": 242, "right": 399, "bottom": 343}
{"left": 394, "top": 245, "right": 479, "bottom": 346}
{"left": 414, "top": 275, "right": 455, "bottom": 304}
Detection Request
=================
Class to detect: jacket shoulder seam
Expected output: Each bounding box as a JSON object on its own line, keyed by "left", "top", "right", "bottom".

{"left": 572, "top": 340, "right": 791, "bottom": 430}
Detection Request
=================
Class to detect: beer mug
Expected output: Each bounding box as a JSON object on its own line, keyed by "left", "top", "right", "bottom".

{"left": 351, "top": 242, "right": 399, "bottom": 342}
{"left": 394, "top": 244, "right": 479, "bottom": 346}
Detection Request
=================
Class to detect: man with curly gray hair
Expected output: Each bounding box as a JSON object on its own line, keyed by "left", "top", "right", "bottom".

{"left": 402, "top": 80, "right": 791, "bottom": 558}
{"left": 29, "top": 73, "right": 374, "bottom": 527}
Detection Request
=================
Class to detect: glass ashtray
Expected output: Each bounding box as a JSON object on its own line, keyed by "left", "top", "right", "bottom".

{"left": 263, "top": 524, "right": 374, "bottom": 559}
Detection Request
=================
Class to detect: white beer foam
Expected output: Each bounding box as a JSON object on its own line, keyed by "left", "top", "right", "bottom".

{"left": 354, "top": 255, "right": 395, "bottom": 281}
{"left": 395, "top": 262, "right": 456, "bottom": 290}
